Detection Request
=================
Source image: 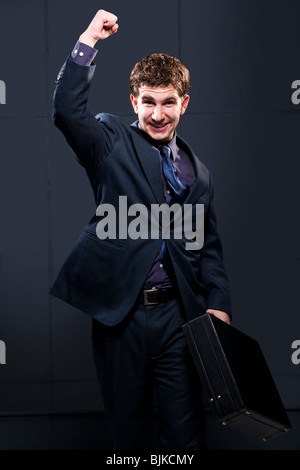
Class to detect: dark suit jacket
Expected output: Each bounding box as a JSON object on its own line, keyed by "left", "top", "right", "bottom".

{"left": 50, "top": 56, "right": 231, "bottom": 326}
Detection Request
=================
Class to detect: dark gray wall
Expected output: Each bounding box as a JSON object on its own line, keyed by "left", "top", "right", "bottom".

{"left": 0, "top": 0, "right": 300, "bottom": 449}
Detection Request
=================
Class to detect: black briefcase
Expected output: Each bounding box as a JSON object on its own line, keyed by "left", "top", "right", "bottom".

{"left": 182, "top": 314, "right": 291, "bottom": 441}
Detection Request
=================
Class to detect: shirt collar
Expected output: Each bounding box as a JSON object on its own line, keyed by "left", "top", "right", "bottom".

{"left": 137, "top": 122, "right": 179, "bottom": 160}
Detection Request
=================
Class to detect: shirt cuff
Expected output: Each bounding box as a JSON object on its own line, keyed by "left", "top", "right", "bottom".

{"left": 71, "top": 40, "right": 98, "bottom": 66}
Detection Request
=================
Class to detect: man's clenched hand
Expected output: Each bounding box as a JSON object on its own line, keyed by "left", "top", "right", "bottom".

{"left": 206, "top": 309, "right": 231, "bottom": 325}
{"left": 79, "top": 9, "right": 118, "bottom": 47}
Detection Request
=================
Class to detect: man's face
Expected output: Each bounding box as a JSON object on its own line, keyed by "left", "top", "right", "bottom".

{"left": 130, "top": 85, "right": 190, "bottom": 143}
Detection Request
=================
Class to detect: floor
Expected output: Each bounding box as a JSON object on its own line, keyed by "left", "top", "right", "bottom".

{"left": 0, "top": 409, "right": 298, "bottom": 451}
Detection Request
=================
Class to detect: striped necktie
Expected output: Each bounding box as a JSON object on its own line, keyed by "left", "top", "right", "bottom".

{"left": 160, "top": 145, "right": 190, "bottom": 203}
{"left": 160, "top": 145, "right": 190, "bottom": 275}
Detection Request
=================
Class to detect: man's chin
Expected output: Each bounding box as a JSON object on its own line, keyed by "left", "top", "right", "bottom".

{"left": 147, "top": 127, "right": 173, "bottom": 143}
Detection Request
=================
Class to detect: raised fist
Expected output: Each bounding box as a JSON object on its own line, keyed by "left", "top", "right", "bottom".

{"left": 79, "top": 9, "right": 119, "bottom": 47}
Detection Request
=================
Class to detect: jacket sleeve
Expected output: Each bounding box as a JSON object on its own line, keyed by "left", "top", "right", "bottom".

{"left": 53, "top": 56, "right": 116, "bottom": 170}
{"left": 199, "top": 175, "right": 232, "bottom": 317}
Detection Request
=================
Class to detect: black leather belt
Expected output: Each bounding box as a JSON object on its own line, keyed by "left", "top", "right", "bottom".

{"left": 139, "top": 287, "right": 176, "bottom": 306}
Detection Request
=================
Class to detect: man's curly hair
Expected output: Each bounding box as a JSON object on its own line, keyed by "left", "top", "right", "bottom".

{"left": 129, "top": 53, "right": 190, "bottom": 98}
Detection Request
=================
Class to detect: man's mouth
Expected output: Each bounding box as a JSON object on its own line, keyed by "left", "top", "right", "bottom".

{"left": 149, "top": 122, "right": 168, "bottom": 130}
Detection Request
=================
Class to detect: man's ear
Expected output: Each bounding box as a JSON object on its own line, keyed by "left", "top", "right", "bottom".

{"left": 180, "top": 95, "right": 190, "bottom": 115}
{"left": 130, "top": 94, "right": 139, "bottom": 114}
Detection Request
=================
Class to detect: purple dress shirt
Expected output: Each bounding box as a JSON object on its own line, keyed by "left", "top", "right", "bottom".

{"left": 70, "top": 42, "right": 196, "bottom": 290}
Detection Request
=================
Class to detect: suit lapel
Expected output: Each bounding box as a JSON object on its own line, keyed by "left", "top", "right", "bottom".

{"left": 130, "top": 123, "right": 210, "bottom": 205}
{"left": 176, "top": 135, "right": 210, "bottom": 204}
{"left": 130, "top": 125, "right": 165, "bottom": 204}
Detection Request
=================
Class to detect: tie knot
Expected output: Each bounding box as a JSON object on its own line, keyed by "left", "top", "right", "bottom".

{"left": 160, "top": 145, "right": 171, "bottom": 160}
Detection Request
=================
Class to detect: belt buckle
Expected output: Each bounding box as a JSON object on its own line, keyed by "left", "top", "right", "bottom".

{"left": 143, "top": 288, "right": 159, "bottom": 306}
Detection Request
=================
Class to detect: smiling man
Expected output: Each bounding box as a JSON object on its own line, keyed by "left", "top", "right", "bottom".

{"left": 129, "top": 52, "right": 190, "bottom": 144}
{"left": 130, "top": 86, "right": 189, "bottom": 143}
{"left": 51, "top": 9, "right": 231, "bottom": 450}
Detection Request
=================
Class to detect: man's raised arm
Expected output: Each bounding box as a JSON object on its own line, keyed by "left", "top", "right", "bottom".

{"left": 53, "top": 10, "right": 119, "bottom": 170}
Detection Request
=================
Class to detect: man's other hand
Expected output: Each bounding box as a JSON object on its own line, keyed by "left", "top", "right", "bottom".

{"left": 206, "top": 309, "right": 231, "bottom": 325}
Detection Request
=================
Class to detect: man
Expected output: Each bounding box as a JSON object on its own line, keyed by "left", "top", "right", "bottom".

{"left": 51, "top": 10, "right": 231, "bottom": 450}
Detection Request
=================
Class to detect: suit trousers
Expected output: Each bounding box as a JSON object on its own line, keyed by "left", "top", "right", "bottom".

{"left": 92, "top": 298, "right": 206, "bottom": 450}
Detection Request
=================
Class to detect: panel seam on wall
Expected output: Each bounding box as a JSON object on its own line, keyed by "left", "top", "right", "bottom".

{"left": 178, "top": 0, "right": 181, "bottom": 60}
{"left": 44, "top": 0, "right": 54, "bottom": 416}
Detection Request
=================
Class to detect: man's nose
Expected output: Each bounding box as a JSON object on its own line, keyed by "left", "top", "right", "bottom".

{"left": 152, "top": 106, "right": 164, "bottom": 121}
